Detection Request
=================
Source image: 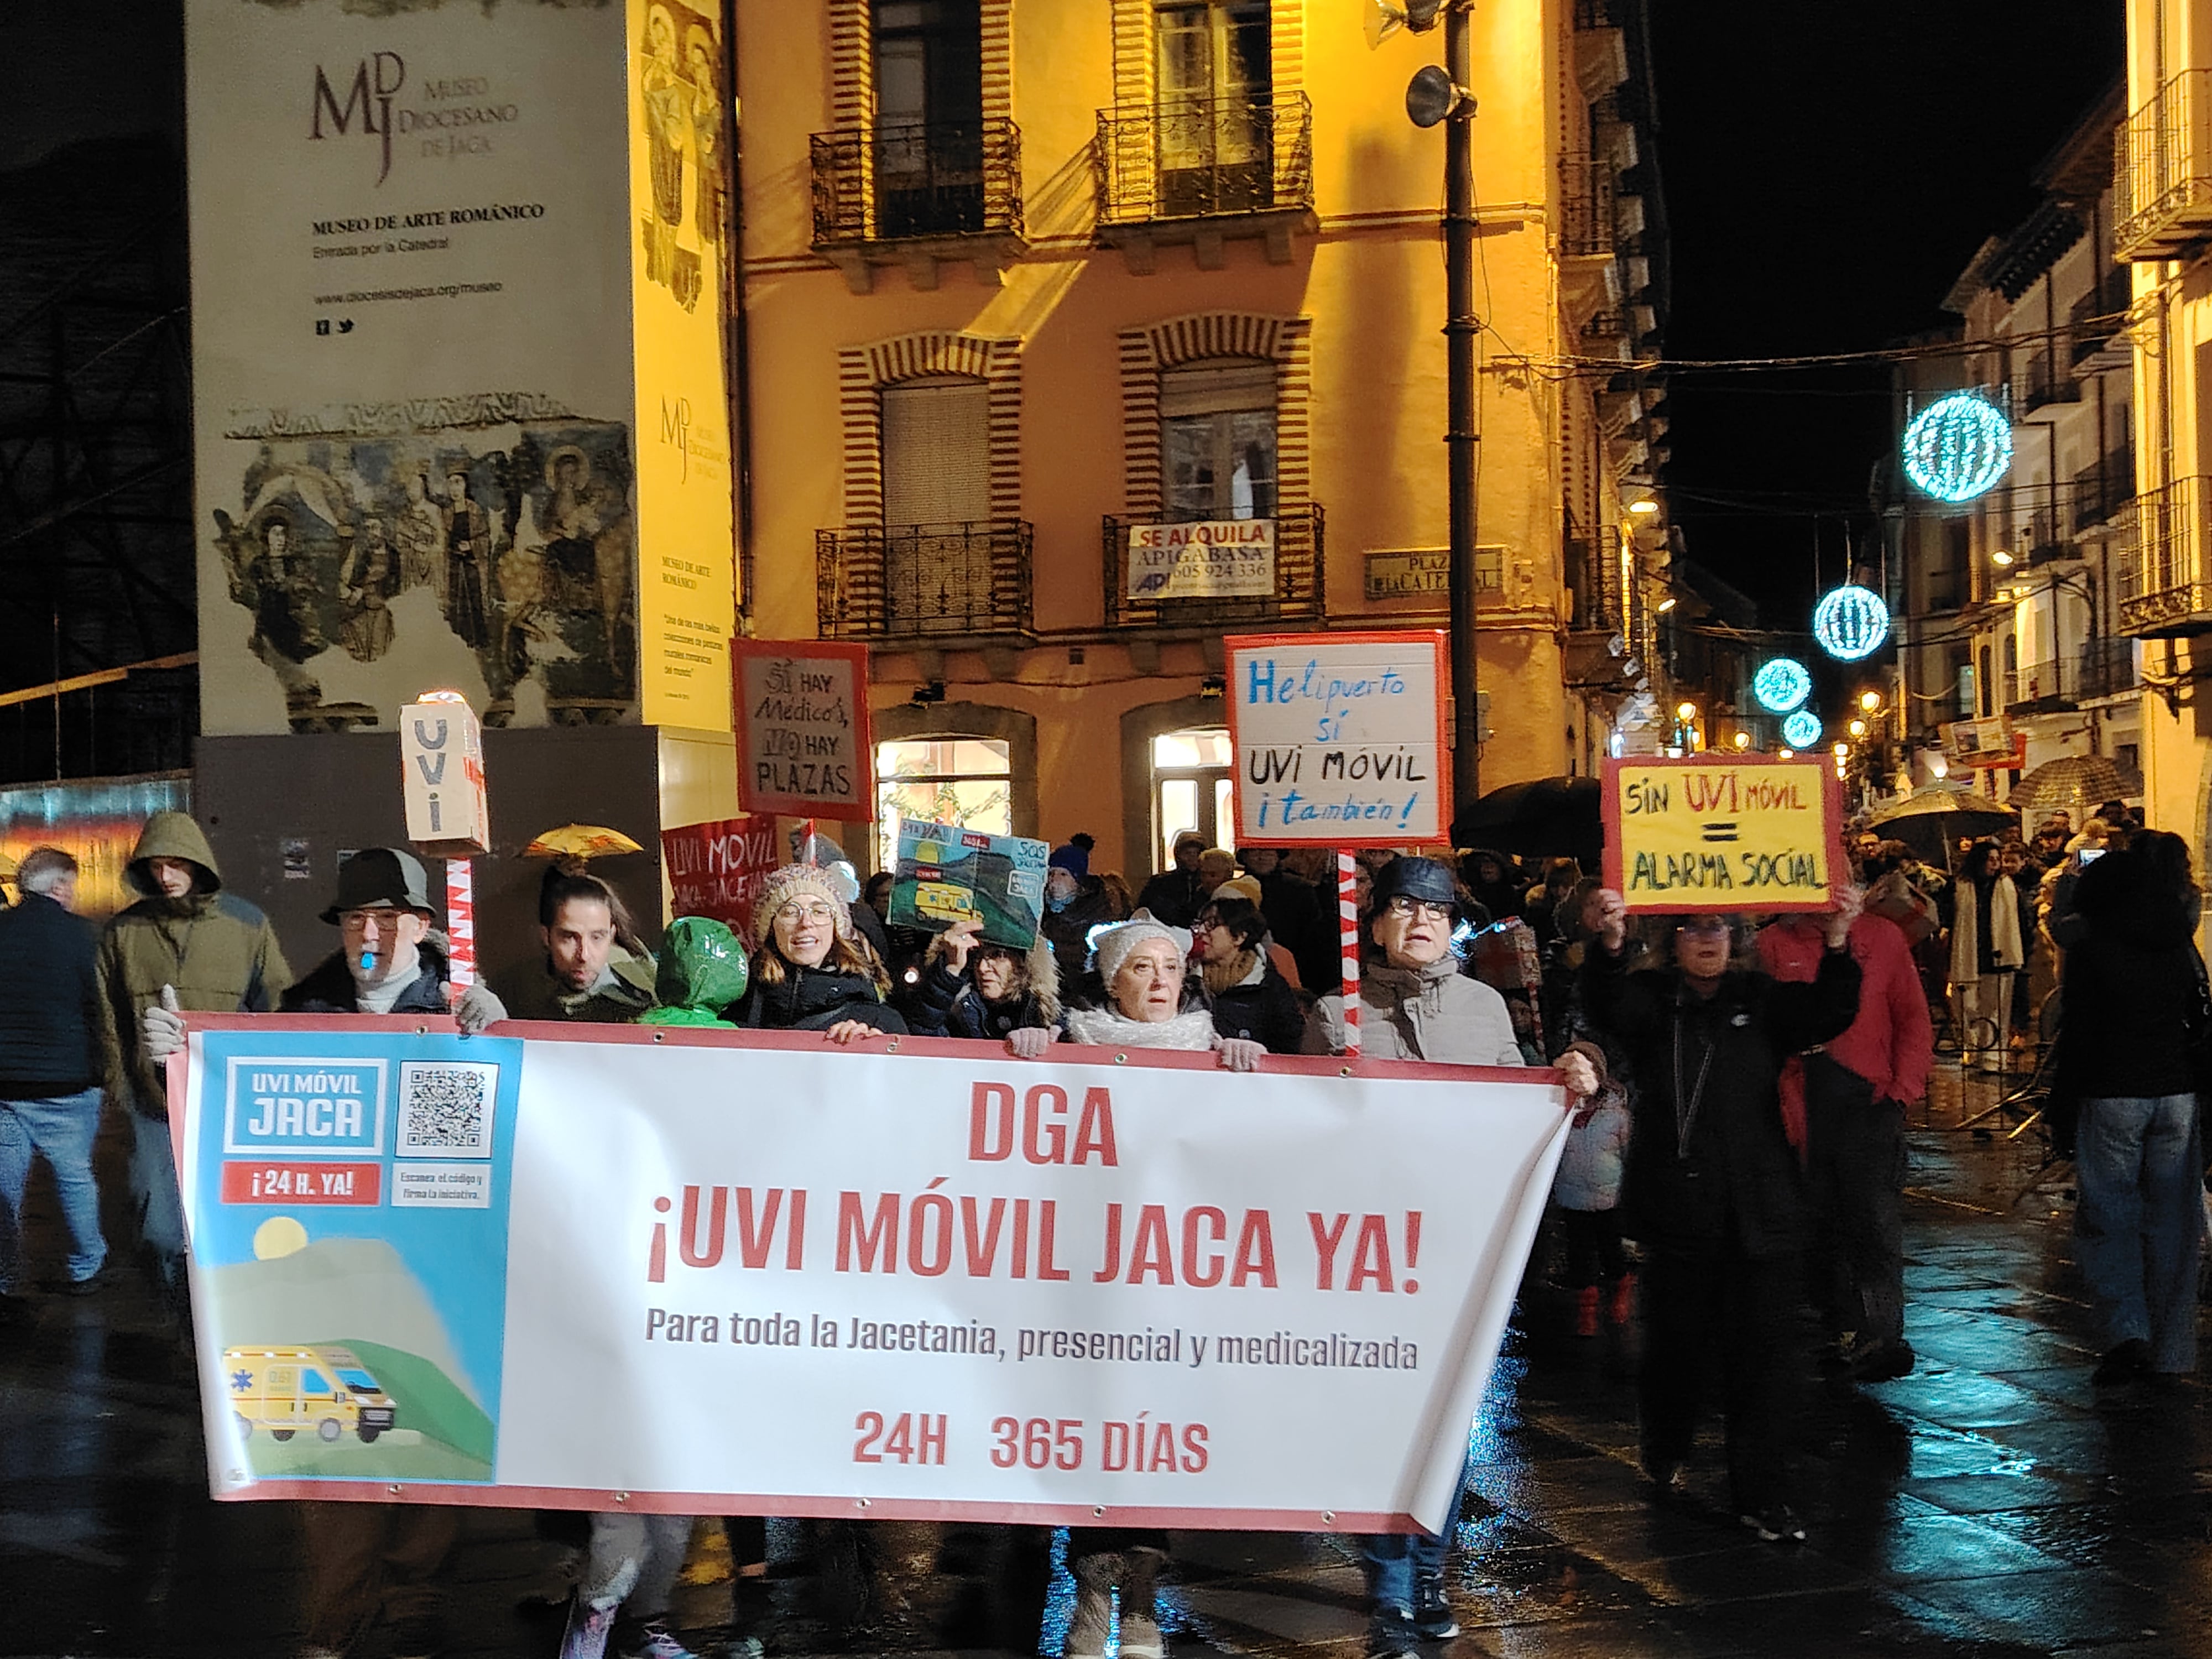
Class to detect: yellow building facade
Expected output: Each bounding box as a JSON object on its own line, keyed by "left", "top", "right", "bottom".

{"left": 2116, "top": 4, "right": 2212, "bottom": 876}
{"left": 736, "top": 0, "right": 1662, "bottom": 878}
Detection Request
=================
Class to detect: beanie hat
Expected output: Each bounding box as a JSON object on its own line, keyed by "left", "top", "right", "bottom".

{"left": 1211, "top": 874, "right": 1263, "bottom": 905}
{"left": 749, "top": 862, "right": 855, "bottom": 952}
{"left": 1049, "top": 842, "right": 1091, "bottom": 879}
{"left": 1087, "top": 911, "right": 1193, "bottom": 984}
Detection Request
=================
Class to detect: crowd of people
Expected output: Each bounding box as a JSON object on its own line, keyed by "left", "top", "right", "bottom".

{"left": 0, "top": 800, "right": 2203, "bottom": 1659}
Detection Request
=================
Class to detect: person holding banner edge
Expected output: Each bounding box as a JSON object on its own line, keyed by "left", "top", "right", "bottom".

{"left": 728, "top": 863, "right": 908, "bottom": 1040}
{"left": 1297, "top": 855, "right": 1597, "bottom": 1658}
{"left": 1579, "top": 883, "right": 1863, "bottom": 1547}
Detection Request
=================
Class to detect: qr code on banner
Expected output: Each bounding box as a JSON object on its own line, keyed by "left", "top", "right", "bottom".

{"left": 396, "top": 1061, "right": 499, "bottom": 1159}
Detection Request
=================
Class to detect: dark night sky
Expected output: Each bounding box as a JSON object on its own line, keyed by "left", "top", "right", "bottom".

{"left": 1646, "top": 1, "right": 2126, "bottom": 625}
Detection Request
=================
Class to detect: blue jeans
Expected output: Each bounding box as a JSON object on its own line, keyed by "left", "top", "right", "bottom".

{"left": 0, "top": 1085, "right": 107, "bottom": 1292}
{"left": 2075, "top": 1093, "right": 2203, "bottom": 1373}
{"left": 1361, "top": 1451, "right": 1469, "bottom": 1632}
{"left": 127, "top": 1103, "right": 187, "bottom": 1285}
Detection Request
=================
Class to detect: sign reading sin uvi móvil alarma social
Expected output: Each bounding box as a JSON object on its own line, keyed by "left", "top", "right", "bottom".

{"left": 1601, "top": 755, "right": 1841, "bottom": 912}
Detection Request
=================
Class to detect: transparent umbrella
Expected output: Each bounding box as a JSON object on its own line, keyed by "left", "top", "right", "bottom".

{"left": 2006, "top": 755, "right": 2128, "bottom": 821}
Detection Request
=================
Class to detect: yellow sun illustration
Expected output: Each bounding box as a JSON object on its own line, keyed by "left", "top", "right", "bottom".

{"left": 252, "top": 1216, "right": 309, "bottom": 1260}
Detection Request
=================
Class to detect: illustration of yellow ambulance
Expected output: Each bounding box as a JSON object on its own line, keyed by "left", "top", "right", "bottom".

{"left": 224, "top": 1345, "right": 398, "bottom": 1444}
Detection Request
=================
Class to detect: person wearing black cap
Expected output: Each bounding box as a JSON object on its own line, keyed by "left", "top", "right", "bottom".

{"left": 1302, "top": 855, "right": 1596, "bottom": 1659}
{"left": 140, "top": 846, "right": 507, "bottom": 1659}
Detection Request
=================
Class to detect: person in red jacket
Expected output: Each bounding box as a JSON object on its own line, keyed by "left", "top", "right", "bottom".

{"left": 1756, "top": 902, "right": 1934, "bottom": 1382}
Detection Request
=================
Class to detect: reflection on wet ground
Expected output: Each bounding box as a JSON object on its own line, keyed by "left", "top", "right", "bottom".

{"left": 6, "top": 1059, "right": 2210, "bottom": 1657}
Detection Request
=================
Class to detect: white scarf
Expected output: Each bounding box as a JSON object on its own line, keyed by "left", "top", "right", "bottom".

{"left": 1950, "top": 874, "right": 2024, "bottom": 980}
{"left": 1062, "top": 1005, "right": 1219, "bottom": 1051}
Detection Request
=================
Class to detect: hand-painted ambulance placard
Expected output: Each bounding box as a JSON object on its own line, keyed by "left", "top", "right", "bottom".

{"left": 1225, "top": 630, "right": 1451, "bottom": 846}
{"left": 1601, "top": 755, "right": 1840, "bottom": 912}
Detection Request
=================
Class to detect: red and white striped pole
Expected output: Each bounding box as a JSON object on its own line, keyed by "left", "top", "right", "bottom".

{"left": 1338, "top": 849, "right": 1360, "bottom": 1058}
{"left": 445, "top": 859, "right": 476, "bottom": 989}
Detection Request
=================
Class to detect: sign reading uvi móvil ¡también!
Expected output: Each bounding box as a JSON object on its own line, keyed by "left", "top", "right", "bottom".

{"left": 1125, "top": 520, "right": 1276, "bottom": 600}
{"left": 1601, "top": 755, "right": 1841, "bottom": 913}
{"left": 1225, "top": 632, "right": 1451, "bottom": 846}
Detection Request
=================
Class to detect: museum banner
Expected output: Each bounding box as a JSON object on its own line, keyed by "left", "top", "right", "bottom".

{"left": 174, "top": 1019, "right": 1568, "bottom": 1533}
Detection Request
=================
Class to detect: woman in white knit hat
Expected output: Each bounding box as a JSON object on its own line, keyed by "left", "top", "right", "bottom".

{"left": 726, "top": 862, "right": 906, "bottom": 1039}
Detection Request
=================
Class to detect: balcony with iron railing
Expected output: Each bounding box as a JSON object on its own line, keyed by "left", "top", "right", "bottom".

{"left": 2020, "top": 508, "right": 2072, "bottom": 567}
{"left": 2116, "top": 69, "right": 2212, "bottom": 260}
{"left": 2069, "top": 270, "right": 2133, "bottom": 367}
{"left": 810, "top": 119, "right": 1025, "bottom": 291}
{"left": 1101, "top": 504, "right": 1323, "bottom": 630}
{"left": 2117, "top": 475, "right": 2212, "bottom": 635}
{"left": 816, "top": 520, "right": 1035, "bottom": 644}
{"left": 2020, "top": 351, "right": 2079, "bottom": 412}
{"left": 2078, "top": 636, "right": 2140, "bottom": 700}
{"left": 1094, "top": 94, "right": 1316, "bottom": 270}
{"left": 2070, "top": 447, "right": 2135, "bottom": 536}
{"left": 2005, "top": 657, "right": 2069, "bottom": 713}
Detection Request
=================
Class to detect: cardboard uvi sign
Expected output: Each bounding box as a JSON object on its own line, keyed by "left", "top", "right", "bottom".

{"left": 173, "top": 1020, "right": 1568, "bottom": 1532}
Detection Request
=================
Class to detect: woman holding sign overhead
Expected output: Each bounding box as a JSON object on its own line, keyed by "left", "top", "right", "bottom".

{"left": 1578, "top": 885, "right": 1861, "bottom": 1548}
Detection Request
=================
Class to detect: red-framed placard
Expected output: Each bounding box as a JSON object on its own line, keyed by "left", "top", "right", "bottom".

{"left": 731, "top": 638, "right": 875, "bottom": 821}
{"left": 1600, "top": 753, "right": 1841, "bottom": 913}
{"left": 1222, "top": 629, "right": 1453, "bottom": 848}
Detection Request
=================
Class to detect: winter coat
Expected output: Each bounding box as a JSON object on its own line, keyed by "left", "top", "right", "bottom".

{"left": 1578, "top": 942, "right": 1860, "bottom": 1258}
{"left": 1040, "top": 875, "right": 1130, "bottom": 992}
{"left": 1134, "top": 867, "right": 1209, "bottom": 930}
{"left": 1206, "top": 952, "right": 1306, "bottom": 1055}
{"left": 1063, "top": 1001, "right": 1220, "bottom": 1051}
{"left": 2056, "top": 852, "right": 2204, "bottom": 1102}
{"left": 1257, "top": 869, "right": 1334, "bottom": 994}
{"left": 499, "top": 945, "right": 658, "bottom": 1024}
{"left": 282, "top": 941, "right": 455, "bottom": 1015}
{"left": 0, "top": 890, "right": 105, "bottom": 1096}
{"left": 98, "top": 811, "right": 293, "bottom": 1109}
{"left": 731, "top": 962, "right": 908, "bottom": 1034}
{"left": 906, "top": 935, "right": 1061, "bottom": 1041}
{"left": 1301, "top": 951, "right": 1525, "bottom": 1066}
{"left": 1755, "top": 913, "right": 1934, "bottom": 1106}
{"left": 1552, "top": 1090, "right": 1631, "bottom": 1213}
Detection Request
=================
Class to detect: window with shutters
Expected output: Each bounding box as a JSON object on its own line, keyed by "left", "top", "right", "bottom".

{"left": 1160, "top": 358, "right": 1277, "bottom": 522}
{"left": 879, "top": 375, "right": 996, "bottom": 629}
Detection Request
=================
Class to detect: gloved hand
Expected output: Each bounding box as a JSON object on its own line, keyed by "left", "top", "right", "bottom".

{"left": 1009, "top": 1026, "right": 1057, "bottom": 1061}
{"left": 454, "top": 983, "right": 507, "bottom": 1035}
{"left": 143, "top": 984, "right": 185, "bottom": 1064}
{"left": 1216, "top": 1037, "right": 1266, "bottom": 1073}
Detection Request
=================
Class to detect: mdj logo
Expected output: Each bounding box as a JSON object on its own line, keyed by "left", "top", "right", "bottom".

{"left": 223, "top": 1058, "right": 388, "bottom": 1157}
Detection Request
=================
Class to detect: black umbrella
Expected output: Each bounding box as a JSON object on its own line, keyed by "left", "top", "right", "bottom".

{"left": 1453, "top": 776, "right": 1604, "bottom": 872}
{"left": 1867, "top": 781, "right": 2016, "bottom": 867}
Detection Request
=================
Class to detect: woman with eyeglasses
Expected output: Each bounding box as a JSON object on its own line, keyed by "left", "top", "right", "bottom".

{"left": 1299, "top": 855, "right": 1597, "bottom": 1659}
{"left": 904, "top": 917, "right": 1061, "bottom": 1057}
{"left": 1195, "top": 895, "right": 1305, "bottom": 1055}
{"left": 1577, "top": 885, "right": 1862, "bottom": 1548}
{"left": 727, "top": 863, "right": 907, "bottom": 1040}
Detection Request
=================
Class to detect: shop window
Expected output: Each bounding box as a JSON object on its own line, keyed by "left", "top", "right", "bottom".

{"left": 875, "top": 735, "right": 1011, "bottom": 873}
{"left": 1151, "top": 726, "right": 1234, "bottom": 866}
{"left": 1160, "top": 358, "right": 1276, "bottom": 522}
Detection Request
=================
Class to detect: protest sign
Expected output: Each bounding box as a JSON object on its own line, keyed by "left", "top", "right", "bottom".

{"left": 886, "top": 819, "right": 1048, "bottom": 949}
{"left": 174, "top": 1019, "right": 1568, "bottom": 1532}
{"left": 732, "top": 639, "right": 874, "bottom": 821}
{"left": 1600, "top": 754, "right": 1840, "bottom": 912}
{"left": 1224, "top": 631, "right": 1451, "bottom": 847}
{"left": 398, "top": 694, "right": 489, "bottom": 859}
{"left": 660, "top": 816, "right": 778, "bottom": 935}
{"left": 1125, "top": 520, "right": 1276, "bottom": 601}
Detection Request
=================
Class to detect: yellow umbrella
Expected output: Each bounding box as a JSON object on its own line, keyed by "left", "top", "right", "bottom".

{"left": 523, "top": 823, "right": 645, "bottom": 862}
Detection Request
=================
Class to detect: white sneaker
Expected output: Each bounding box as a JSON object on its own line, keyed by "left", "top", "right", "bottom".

{"left": 620, "top": 1621, "right": 698, "bottom": 1659}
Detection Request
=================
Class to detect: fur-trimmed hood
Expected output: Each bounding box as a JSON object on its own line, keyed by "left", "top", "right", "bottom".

{"left": 925, "top": 929, "right": 1062, "bottom": 1026}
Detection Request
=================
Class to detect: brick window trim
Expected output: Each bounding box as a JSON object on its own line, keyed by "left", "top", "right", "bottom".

{"left": 838, "top": 332, "right": 1024, "bottom": 529}
{"left": 1118, "top": 311, "right": 1312, "bottom": 519}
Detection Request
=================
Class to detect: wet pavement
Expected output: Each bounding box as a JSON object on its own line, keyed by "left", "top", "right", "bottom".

{"left": 6, "top": 1056, "right": 2211, "bottom": 1658}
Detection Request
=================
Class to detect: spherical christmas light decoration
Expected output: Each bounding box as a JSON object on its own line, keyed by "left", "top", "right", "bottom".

{"left": 1901, "top": 392, "right": 2012, "bottom": 503}
{"left": 1751, "top": 656, "right": 1813, "bottom": 715}
{"left": 1812, "top": 584, "right": 1891, "bottom": 661}
{"left": 1782, "top": 708, "right": 1822, "bottom": 749}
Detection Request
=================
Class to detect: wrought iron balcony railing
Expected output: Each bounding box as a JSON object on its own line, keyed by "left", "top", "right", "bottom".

{"left": 2070, "top": 447, "right": 2134, "bottom": 535}
{"left": 2117, "top": 474, "right": 2212, "bottom": 636}
{"left": 1557, "top": 156, "right": 1618, "bottom": 258}
{"left": 2078, "top": 637, "right": 2140, "bottom": 700}
{"left": 811, "top": 119, "right": 1024, "bottom": 248}
{"left": 816, "top": 520, "right": 1034, "bottom": 643}
{"left": 1095, "top": 93, "right": 1314, "bottom": 227}
{"left": 2116, "top": 69, "right": 2212, "bottom": 260}
{"left": 2020, "top": 509, "right": 2070, "bottom": 567}
{"left": 2020, "top": 351, "right": 2079, "bottom": 412}
{"left": 2069, "top": 271, "right": 2131, "bottom": 364}
{"left": 1100, "top": 504, "right": 1323, "bottom": 630}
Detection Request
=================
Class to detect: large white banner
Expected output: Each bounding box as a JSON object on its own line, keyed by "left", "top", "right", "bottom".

{"left": 176, "top": 1020, "right": 1567, "bottom": 1534}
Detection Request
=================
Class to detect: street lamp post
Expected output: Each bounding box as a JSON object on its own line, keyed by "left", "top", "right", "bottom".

{"left": 1443, "top": 2, "right": 1480, "bottom": 821}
